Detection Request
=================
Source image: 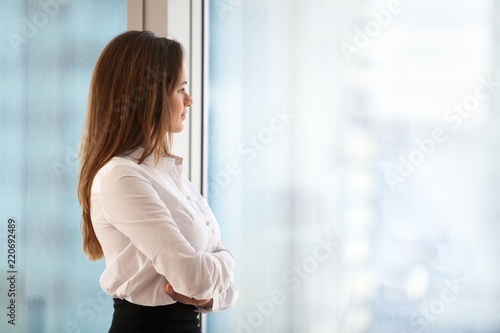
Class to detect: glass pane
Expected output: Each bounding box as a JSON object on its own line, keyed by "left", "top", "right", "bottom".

{"left": 0, "top": 1, "right": 126, "bottom": 332}
{"left": 205, "top": 0, "right": 500, "bottom": 332}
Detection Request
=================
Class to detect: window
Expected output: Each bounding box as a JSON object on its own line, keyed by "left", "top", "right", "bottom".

{"left": 204, "top": 0, "right": 500, "bottom": 332}
{"left": 0, "top": 1, "right": 126, "bottom": 331}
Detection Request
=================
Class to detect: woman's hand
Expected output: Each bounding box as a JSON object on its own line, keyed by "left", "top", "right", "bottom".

{"left": 165, "top": 283, "right": 213, "bottom": 310}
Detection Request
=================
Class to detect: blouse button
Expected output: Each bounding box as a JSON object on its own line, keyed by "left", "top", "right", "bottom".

{"left": 206, "top": 221, "right": 211, "bottom": 226}
{"left": 186, "top": 195, "right": 191, "bottom": 200}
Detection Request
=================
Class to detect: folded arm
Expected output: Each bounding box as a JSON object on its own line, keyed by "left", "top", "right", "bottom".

{"left": 165, "top": 243, "right": 238, "bottom": 313}
{"left": 98, "top": 164, "right": 235, "bottom": 300}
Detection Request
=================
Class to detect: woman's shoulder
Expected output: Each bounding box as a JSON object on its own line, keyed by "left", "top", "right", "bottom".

{"left": 99, "top": 155, "right": 141, "bottom": 174}
{"left": 93, "top": 155, "right": 149, "bottom": 189}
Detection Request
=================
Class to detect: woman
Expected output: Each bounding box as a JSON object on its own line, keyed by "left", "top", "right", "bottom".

{"left": 76, "top": 30, "right": 238, "bottom": 332}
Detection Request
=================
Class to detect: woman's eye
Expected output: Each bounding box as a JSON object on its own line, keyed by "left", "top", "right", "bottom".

{"left": 179, "top": 88, "right": 185, "bottom": 93}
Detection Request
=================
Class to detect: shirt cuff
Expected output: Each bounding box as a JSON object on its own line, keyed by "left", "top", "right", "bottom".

{"left": 195, "top": 293, "right": 221, "bottom": 313}
{"left": 218, "top": 249, "right": 236, "bottom": 270}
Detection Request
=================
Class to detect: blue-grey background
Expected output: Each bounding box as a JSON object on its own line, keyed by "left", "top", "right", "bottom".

{"left": 0, "top": 1, "right": 125, "bottom": 332}
{"left": 1, "top": 0, "right": 500, "bottom": 332}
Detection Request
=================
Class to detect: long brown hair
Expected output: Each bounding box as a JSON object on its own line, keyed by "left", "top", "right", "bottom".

{"left": 77, "top": 30, "right": 185, "bottom": 261}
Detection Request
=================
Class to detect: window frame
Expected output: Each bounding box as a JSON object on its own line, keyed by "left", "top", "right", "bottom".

{"left": 127, "top": 0, "right": 205, "bottom": 193}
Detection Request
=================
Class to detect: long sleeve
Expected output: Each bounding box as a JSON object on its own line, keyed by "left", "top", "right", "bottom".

{"left": 98, "top": 163, "right": 235, "bottom": 300}
{"left": 196, "top": 243, "right": 239, "bottom": 313}
{"left": 197, "top": 276, "right": 238, "bottom": 313}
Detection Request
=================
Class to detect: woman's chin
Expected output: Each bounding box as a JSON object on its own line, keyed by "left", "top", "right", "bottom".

{"left": 172, "top": 124, "right": 183, "bottom": 133}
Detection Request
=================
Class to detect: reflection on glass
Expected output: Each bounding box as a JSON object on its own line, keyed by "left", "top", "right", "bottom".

{"left": 205, "top": 0, "right": 500, "bottom": 332}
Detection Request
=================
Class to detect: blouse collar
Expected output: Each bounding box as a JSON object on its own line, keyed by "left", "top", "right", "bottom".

{"left": 120, "top": 146, "right": 185, "bottom": 176}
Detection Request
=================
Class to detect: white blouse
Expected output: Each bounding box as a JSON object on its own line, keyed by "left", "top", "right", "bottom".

{"left": 90, "top": 146, "right": 238, "bottom": 313}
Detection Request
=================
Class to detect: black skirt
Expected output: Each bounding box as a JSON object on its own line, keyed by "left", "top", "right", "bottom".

{"left": 108, "top": 298, "right": 201, "bottom": 333}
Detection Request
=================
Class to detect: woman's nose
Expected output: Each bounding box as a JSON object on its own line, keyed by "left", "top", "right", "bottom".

{"left": 185, "top": 93, "right": 193, "bottom": 107}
